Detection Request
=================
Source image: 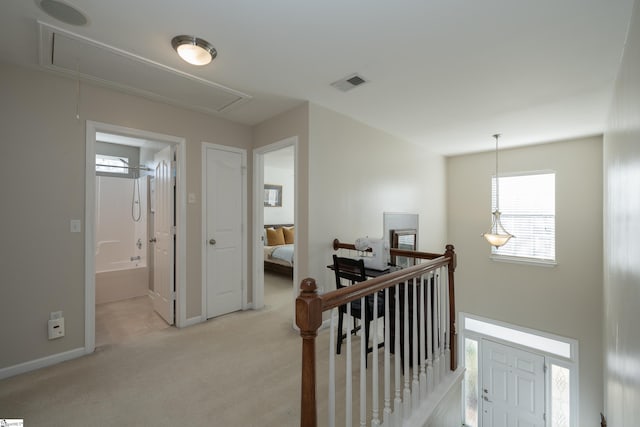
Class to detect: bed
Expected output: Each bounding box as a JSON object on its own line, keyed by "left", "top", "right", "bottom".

{"left": 264, "top": 224, "right": 294, "bottom": 278}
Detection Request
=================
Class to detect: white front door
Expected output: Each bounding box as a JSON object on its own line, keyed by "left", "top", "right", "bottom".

{"left": 152, "top": 146, "right": 175, "bottom": 325}
{"left": 482, "top": 339, "right": 546, "bottom": 427}
{"left": 205, "top": 146, "right": 244, "bottom": 319}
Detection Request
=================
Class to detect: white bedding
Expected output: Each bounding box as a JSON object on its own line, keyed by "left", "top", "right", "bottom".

{"left": 264, "top": 244, "right": 294, "bottom": 266}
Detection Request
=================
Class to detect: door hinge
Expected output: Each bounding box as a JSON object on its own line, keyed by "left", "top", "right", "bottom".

{"left": 543, "top": 363, "right": 547, "bottom": 373}
{"left": 171, "top": 291, "right": 176, "bottom": 301}
{"left": 543, "top": 412, "right": 546, "bottom": 421}
{"left": 171, "top": 226, "right": 176, "bottom": 235}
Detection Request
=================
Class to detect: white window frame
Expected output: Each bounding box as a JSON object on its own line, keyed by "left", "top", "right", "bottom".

{"left": 96, "top": 154, "right": 129, "bottom": 174}
{"left": 460, "top": 312, "right": 579, "bottom": 427}
{"left": 490, "top": 170, "right": 557, "bottom": 266}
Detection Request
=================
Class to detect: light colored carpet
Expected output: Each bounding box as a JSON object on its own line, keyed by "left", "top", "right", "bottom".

{"left": 0, "top": 272, "right": 400, "bottom": 427}
{"left": 95, "top": 295, "right": 170, "bottom": 348}
{"left": 0, "top": 272, "right": 312, "bottom": 427}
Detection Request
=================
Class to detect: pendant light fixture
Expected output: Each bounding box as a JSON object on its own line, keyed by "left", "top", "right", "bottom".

{"left": 171, "top": 35, "right": 217, "bottom": 66}
{"left": 482, "top": 134, "right": 514, "bottom": 247}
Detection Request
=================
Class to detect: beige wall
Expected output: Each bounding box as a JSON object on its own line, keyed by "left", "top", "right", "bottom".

{"left": 0, "top": 62, "right": 252, "bottom": 369}
{"left": 307, "top": 104, "right": 447, "bottom": 292}
{"left": 447, "top": 136, "right": 603, "bottom": 424}
{"left": 603, "top": 0, "right": 640, "bottom": 424}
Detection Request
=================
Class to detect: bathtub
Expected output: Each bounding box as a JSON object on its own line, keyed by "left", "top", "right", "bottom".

{"left": 96, "top": 261, "right": 149, "bottom": 305}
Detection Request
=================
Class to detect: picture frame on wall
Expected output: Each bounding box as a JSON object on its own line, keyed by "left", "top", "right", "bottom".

{"left": 264, "top": 184, "right": 282, "bottom": 207}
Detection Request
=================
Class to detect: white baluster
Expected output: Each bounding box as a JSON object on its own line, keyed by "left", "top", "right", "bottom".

{"left": 411, "top": 278, "right": 419, "bottom": 412}
{"left": 372, "top": 292, "right": 380, "bottom": 426}
{"left": 403, "top": 280, "right": 411, "bottom": 419}
{"left": 360, "top": 296, "right": 366, "bottom": 427}
{"left": 394, "top": 284, "right": 402, "bottom": 425}
{"left": 439, "top": 268, "right": 446, "bottom": 380}
{"left": 426, "top": 273, "right": 434, "bottom": 393}
{"left": 329, "top": 308, "right": 336, "bottom": 427}
{"left": 383, "top": 288, "right": 392, "bottom": 426}
{"left": 346, "top": 301, "right": 352, "bottom": 427}
{"left": 443, "top": 266, "right": 451, "bottom": 373}
{"left": 419, "top": 274, "right": 427, "bottom": 400}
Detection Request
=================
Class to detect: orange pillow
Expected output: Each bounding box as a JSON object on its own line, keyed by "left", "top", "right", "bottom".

{"left": 266, "top": 227, "right": 285, "bottom": 246}
{"left": 283, "top": 226, "right": 295, "bottom": 244}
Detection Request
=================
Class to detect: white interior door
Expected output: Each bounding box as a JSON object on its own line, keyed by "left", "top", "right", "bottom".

{"left": 481, "top": 339, "right": 545, "bottom": 427}
{"left": 205, "top": 146, "right": 243, "bottom": 319}
{"left": 153, "top": 146, "right": 174, "bottom": 325}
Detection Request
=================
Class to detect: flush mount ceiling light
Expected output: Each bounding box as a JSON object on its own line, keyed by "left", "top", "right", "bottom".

{"left": 482, "top": 134, "right": 514, "bottom": 248}
{"left": 171, "top": 35, "right": 217, "bottom": 66}
{"left": 38, "top": 0, "right": 88, "bottom": 26}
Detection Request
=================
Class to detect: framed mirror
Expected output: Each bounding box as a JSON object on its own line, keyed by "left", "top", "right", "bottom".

{"left": 264, "top": 184, "right": 282, "bottom": 207}
{"left": 390, "top": 228, "right": 417, "bottom": 267}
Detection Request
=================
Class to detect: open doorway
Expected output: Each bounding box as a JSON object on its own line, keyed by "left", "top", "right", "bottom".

{"left": 84, "top": 121, "right": 186, "bottom": 354}
{"left": 253, "top": 137, "right": 298, "bottom": 312}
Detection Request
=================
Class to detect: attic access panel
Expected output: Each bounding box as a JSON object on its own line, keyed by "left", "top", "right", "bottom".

{"left": 38, "top": 22, "right": 251, "bottom": 114}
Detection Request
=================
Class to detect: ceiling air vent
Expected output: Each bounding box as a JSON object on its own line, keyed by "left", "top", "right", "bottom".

{"left": 331, "top": 73, "right": 368, "bottom": 92}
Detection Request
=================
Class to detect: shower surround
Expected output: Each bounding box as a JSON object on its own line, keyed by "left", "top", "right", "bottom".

{"left": 95, "top": 175, "right": 148, "bottom": 304}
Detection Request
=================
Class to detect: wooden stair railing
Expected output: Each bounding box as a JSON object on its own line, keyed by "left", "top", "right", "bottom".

{"left": 296, "top": 243, "right": 457, "bottom": 427}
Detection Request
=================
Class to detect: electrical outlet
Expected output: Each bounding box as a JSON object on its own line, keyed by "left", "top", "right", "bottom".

{"left": 48, "top": 317, "right": 65, "bottom": 339}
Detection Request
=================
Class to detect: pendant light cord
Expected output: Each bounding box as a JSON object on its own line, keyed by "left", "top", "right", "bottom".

{"left": 493, "top": 134, "right": 501, "bottom": 212}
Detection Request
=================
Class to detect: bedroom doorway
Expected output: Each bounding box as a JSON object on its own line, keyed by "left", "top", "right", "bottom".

{"left": 253, "top": 137, "right": 298, "bottom": 311}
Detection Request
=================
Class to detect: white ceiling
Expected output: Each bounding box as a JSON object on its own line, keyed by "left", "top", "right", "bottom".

{"left": 0, "top": 0, "right": 634, "bottom": 155}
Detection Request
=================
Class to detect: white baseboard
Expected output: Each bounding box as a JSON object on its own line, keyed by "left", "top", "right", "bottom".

{"left": 181, "top": 315, "right": 203, "bottom": 328}
{"left": 0, "top": 347, "right": 86, "bottom": 380}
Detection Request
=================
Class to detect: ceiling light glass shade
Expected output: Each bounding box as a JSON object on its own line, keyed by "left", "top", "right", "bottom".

{"left": 483, "top": 210, "right": 513, "bottom": 247}
{"left": 171, "top": 35, "right": 217, "bottom": 66}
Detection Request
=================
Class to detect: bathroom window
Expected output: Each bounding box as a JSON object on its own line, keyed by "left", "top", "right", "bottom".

{"left": 96, "top": 154, "right": 129, "bottom": 174}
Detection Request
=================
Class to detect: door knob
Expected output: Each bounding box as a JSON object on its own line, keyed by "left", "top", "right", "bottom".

{"left": 209, "top": 239, "right": 216, "bottom": 245}
{"left": 149, "top": 238, "right": 157, "bottom": 243}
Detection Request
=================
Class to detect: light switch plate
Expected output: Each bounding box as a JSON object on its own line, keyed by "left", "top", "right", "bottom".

{"left": 70, "top": 219, "right": 81, "bottom": 232}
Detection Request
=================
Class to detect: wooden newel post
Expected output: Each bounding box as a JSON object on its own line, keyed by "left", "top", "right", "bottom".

{"left": 296, "top": 278, "right": 323, "bottom": 427}
{"left": 445, "top": 244, "right": 458, "bottom": 371}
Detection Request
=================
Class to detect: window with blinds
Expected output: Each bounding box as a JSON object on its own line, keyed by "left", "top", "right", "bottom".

{"left": 491, "top": 172, "right": 556, "bottom": 263}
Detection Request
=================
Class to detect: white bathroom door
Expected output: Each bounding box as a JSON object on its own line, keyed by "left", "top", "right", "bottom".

{"left": 153, "top": 146, "right": 175, "bottom": 325}
{"left": 204, "top": 145, "right": 244, "bottom": 319}
{"left": 481, "top": 339, "right": 546, "bottom": 427}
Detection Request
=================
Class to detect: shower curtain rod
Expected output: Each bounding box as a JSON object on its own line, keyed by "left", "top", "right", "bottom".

{"left": 96, "top": 163, "right": 153, "bottom": 172}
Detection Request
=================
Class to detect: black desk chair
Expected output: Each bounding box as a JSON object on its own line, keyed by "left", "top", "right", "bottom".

{"left": 332, "top": 255, "right": 385, "bottom": 362}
